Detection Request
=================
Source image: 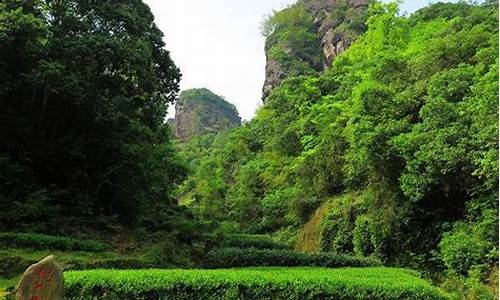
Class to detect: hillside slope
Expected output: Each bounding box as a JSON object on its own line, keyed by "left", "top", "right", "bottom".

{"left": 262, "top": 0, "right": 369, "bottom": 100}
{"left": 179, "top": 1, "right": 499, "bottom": 298}
{"left": 174, "top": 89, "right": 241, "bottom": 141}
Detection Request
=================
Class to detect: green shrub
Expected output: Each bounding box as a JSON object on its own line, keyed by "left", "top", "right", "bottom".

{"left": 353, "top": 215, "right": 385, "bottom": 258}
{"left": 440, "top": 227, "right": 490, "bottom": 277}
{"left": 263, "top": 5, "right": 322, "bottom": 76}
{"left": 440, "top": 269, "right": 498, "bottom": 300}
{"left": 440, "top": 208, "right": 498, "bottom": 278}
{"left": 319, "top": 192, "right": 393, "bottom": 260}
{"left": 0, "top": 256, "right": 38, "bottom": 278}
{"left": 204, "top": 247, "right": 380, "bottom": 268}
{"left": 65, "top": 267, "right": 450, "bottom": 300}
{"left": 260, "top": 188, "right": 300, "bottom": 230}
{"left": 353, "top": 215, "right": 374, "bottom": 257}
{"left": 0, "top": 233, "right": 110, "bottom": 252}
{"left": 321, "top": 217, "right": 354, "bottom": 253}
{"left": 319, "top": 196, "right": 358, "bottom": 254}
{"left": 222, "top": 234, "right": 290, "bottom": 250}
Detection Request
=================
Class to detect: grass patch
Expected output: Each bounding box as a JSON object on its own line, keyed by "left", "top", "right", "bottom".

{"left": 0, "top": 233, "right": 110, "bottom": 252}
{"left": 0, "top": 248, "right": 154, "bottom": 294}
{"left": 204, "top": 247, "right": 380, "bottom": 268}
{"left": 296, "top": 201, "right": 332, "bottom": 252}
{"left": 0, "top": 249, "right": 122, "bottom": 294}
{"left": 0, "top": 249, "right": 120, "bottom": 263}
{"left": 0, "top": 249, "right": 155, "bottom": 275}
{"left": 0, "top": 249, "right": 124, "bottom": 277}
{"left": 0, "top": 277, "right": 17, "bottom": 299}
{"left": 65, "top": 267, "right": 451, "bottom": 299}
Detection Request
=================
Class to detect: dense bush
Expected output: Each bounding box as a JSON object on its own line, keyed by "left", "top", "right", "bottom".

{"left": 0, "top": 256, "right": 38, "bottom": 278}
{"left": 204, "top": 247, "right": 380, "bottom": 268}
{"left": 0, "top": 233, "right": 110, "bottom": 252}
{"left": 440, "top": 227, "right": 490, "bottom": 277}
{"left": 222, "top": 234, "right": 290, "bottom": 250}
{"left": 353, "top": 216, "right": 375, "bottom": 257}
{"left": 441, "top": 269, "right": 498, "bottom": 300}
{"left": 320, "top": 195, "right": 359, "bottom": 254}
{"left": 67, "top": 258, "right": 157, "bottom": 271}
{"left": 352, "top": 215, "right": 384, "bottom": 258}
{"left": 439, "top": 205, "right": 499, "bottom": 277}
{"left": 65, "top": 267, "right": 450, "bottom": 300}
{"left": 262, "top": 5, "right": 322, "bottom": 76}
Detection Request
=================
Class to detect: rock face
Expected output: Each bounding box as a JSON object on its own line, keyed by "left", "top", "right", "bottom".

{"left": 306, "top": 0, "right": 369, "bottom": 68}
{"left": 174, "top": 88, "right": 241, "bottom": 141}
{"left": 262, "top": 0, "right": 368, "bottom": 101}
{"left": 262, "top": 59, "right": 286, "bottom": 105}
{"left": 15, "top": 256, "right": 64, "bottom": 300}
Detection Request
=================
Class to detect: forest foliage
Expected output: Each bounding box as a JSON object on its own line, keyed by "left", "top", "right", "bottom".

{"left": 175, "top": 88, "right": 241, "bottom": 141}
{"left": 0, "top": 0, "right": 188, "bottom": 234}
{"left": 262, "top": 4, "right": 323, "bottom": 76}
{"left": 179, "top": 89, "right": 240, "bottom": 121}
{"left": 178, "top": 1, "right": 499, "bottom": 294}
{"left": 0, "top": 0, "right": 498, "bottom": 298}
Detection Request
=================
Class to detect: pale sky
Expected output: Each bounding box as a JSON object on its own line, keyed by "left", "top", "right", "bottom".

{"left": 144, "top": 0, "right": 464, "bottom": 120}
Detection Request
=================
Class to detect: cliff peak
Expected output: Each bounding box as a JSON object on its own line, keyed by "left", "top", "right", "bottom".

{"left": 174, "top": 88, "right": 241, "bottom": 141}
{"left": 262, "top": 0, "right": 369, "bottom": 101}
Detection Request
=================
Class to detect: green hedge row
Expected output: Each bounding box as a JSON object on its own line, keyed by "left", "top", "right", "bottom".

{"left": 0, "top": 233, "right": 110, "bottom": 252}
{"left": 67, "top": 258, "right": 156, "bottom": 271}
{"left": 204, "top": 247, "right": 381, "bottom": 268}
{"left": 222, "top": 234, "right": 290, "bottom": 250}
{"left": 64, "top": 267, "right": 450, "bottom": 300}
{"left": 0, "top": 256, "right": 155, "bottom": 279}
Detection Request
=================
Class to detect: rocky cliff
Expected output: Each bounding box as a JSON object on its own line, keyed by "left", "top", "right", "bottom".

{"left": 174, "top": 88, "right": 241, "bottom": 141}
{"left": 262, "top": 0, "right": 369, "bottom": 101}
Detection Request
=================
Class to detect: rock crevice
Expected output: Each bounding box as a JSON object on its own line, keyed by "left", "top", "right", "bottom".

{"left": 262, "top": 0, "right": 369, "bottom": 101}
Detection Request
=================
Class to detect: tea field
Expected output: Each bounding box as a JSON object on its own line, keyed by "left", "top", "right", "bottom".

{"left": 0, "top": 233, "right": 452, "bottom": 299}
{"left": 64, "top": 267, "right": 450, "bottom": 300}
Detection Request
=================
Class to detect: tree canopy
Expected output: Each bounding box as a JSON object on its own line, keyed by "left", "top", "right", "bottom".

{"left": 0, "top": 0, "right": 186, "bottom": 233}
{"left": 179, "top": 1, "right": 499, "bottom": 284}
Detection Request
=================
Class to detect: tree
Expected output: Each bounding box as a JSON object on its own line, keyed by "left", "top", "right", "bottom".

{"left": 0, "top": 0, "right": 185, "bottom": 232}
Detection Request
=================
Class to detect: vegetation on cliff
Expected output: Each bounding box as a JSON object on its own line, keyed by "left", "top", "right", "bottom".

{"left": 174, "top": 88, "right": 241, "bottom": 141}
{"left": 179, "top": 1, "right": 499, "bottom": 297}
{"left": 0, "top": 0, "right": 498, "bottom": 299}
{"left": 262, "top": 5, "right": 322, "bottom": 76}
{"left": 261, "top": 0, "right": 370, "bottom": 99}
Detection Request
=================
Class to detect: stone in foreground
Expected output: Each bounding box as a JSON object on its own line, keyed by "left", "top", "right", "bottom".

{"left": 15, "top": 255, "right": 63, "bottom": 300}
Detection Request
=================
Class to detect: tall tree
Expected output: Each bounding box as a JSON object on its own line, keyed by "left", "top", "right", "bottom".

{"left": 0, "top": 0, "right": 186, "bottom": 232}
